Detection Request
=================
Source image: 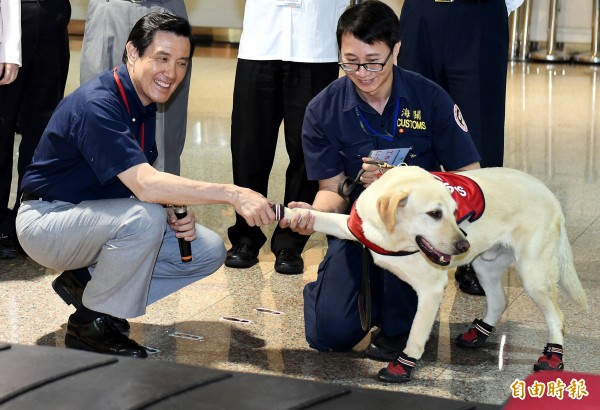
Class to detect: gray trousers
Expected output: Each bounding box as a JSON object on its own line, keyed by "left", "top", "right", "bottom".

{"left": 16, "top": 198, "right": 226, "bottom": 318}
{"left": 80, "top": 0, "right": 191, "bottom": 175}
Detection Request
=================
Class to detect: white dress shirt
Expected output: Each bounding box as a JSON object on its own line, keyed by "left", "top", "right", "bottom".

{"left": 238, "top": 0, "right": 349, "bottom": 63}
{"left": 0, "top": 0, "right": 21, "bottom": 66}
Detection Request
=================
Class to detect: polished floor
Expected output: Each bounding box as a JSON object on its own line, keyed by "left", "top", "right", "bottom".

{"left": 1, "top": 38, "right": 599, "bottom": 407}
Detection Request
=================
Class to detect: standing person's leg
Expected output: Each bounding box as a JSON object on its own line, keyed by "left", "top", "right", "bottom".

{"left": 226, "top": 59, "right": 282, "bottom": 268}
{"left": 152, "top": 0, "right": 190, "bottom": 175}
{"left": 16, "top": 0, "right": 71, "bottom": 207}
{"left": 478, "top": 0, "right": 509, "bottom": 168}
{"left": 271, "top": 62, "right": 339, "bottom": 273}
{"left": 397, "top": 0, "right": 439, "bottom": 81}
{"left": 80, "top": 0, "right": 135, "bottom": 85}
{"left": 0, "top": 51, "right": 23, "bottom": 239}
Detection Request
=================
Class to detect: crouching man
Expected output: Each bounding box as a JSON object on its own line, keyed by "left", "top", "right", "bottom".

{"left": 16, "top": 13, "right": 275, "bottom": 358}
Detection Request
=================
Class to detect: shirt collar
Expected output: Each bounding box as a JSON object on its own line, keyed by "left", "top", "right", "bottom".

{"left": 342, "top": 65, "right": 404, "bottom": 114}
{"left": 115, "top": 64, "right": 157, "bottom": 119}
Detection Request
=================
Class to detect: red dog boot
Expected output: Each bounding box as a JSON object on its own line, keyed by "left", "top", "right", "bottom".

{"left": 377, "top": 352, "right": 417, "bottom": 383}
{"left": 534, "top": 343, "right": 564, "bottom": 371}
{"left": 455, "top": 318, "right": 494, "bottom": 348}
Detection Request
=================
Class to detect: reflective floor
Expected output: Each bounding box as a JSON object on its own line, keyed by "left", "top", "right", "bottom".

{"left": 1, "top": 38, "right": 599, "bottom": 406}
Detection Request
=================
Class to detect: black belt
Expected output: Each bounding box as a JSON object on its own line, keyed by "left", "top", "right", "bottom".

{"left": 21, "top": 193, "right": 41, "bottom": 202}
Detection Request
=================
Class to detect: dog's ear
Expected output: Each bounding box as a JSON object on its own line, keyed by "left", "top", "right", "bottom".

{"left": 377, "top": 191, "right": 409, "bottom": 233}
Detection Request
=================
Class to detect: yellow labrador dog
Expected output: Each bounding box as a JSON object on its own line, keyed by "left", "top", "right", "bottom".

{"left": 283, "top": 166, "right": 588, "bottom": 382}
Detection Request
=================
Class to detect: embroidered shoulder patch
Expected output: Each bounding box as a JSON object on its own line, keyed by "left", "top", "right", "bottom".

{"left": 454, "top": 104, "right": 469, "bottom": 133}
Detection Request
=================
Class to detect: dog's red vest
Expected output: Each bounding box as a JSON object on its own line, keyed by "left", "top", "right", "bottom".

{"left": 346, "top": 172, "right": 485, "bottom": 255}
{"left": 430, "top": 172, "right": 485, "bottom": 224}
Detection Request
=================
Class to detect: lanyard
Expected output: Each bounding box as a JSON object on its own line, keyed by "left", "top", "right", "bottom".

{"left": 113, "top": 67, "right": 145, "bottom": 151}
{"left": 354, "top": 98, "right": 400, "bottom": 142}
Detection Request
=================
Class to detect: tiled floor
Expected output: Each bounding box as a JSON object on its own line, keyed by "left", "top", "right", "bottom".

{"left": 1, "top": 38, "right": 599, "bottom": 406}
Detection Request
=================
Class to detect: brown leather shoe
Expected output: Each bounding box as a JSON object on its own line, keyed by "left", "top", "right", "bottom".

{"left": 65, "top": 316, "right": 147, "bottom": 358}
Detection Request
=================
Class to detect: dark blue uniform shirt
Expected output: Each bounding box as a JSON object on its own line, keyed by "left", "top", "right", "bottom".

{"left": 302, "top": 65, "right": 481, "bottom": 203}
{"left": 21, "top": 64, "right": 158, "bottom": 204}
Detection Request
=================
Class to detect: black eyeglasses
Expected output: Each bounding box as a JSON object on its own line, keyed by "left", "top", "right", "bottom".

{"left": 339, "top": 50, "right": 393, "bottom": 73}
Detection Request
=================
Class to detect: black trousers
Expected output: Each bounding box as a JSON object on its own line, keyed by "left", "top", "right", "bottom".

{"left": 0, "top": 0, "right": 71, "bottom": 219}
{"left": 397, "top": 0, "right": 509, "bottom": 168}
{"left": 228, "top": 59, "right": 339, "bottom": 253}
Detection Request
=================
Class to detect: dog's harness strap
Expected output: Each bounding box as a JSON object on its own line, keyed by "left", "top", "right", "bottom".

{"left": 358, "top": 246, "right": 372, "bottom": 332}
{"left": 347, "top": 203, "right": 418, "bottom": 256}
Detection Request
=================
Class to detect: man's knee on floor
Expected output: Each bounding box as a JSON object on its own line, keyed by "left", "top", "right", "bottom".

{"left": 306, "top": 317, "right": 365, "bottom": 352}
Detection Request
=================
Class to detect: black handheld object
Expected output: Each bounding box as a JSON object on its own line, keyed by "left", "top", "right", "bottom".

{"left": 173, "top": 206, "right": 192, "bottom": 263}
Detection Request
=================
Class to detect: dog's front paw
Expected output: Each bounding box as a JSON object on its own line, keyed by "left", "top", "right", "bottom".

{"left": 534, "top": 343, "right": 564, "bottom": 371}
{"left": 455, "top": 318, "right": 494, "bottom": 348}
{"left": 377, "top": 352, "right": 417, "bottom": 383}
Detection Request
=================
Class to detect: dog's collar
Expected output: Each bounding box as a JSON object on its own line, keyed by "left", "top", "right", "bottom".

{"left": 347, "top": 203, "right": 417, "bottom": 256}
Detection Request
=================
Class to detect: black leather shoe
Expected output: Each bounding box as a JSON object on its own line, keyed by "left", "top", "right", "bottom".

{"left": 274, "top": 249, "right": 303, "bottom": 274}
{"left": 52, "top": 269, "right": 131, "bottom": 333}
{"left": 455, "top": 264, "right": 485, "bottom": 296}
{"left": 224, "top": 240, "right": 259, "bottom": 268}
{"left": 365, "top": 332, "right": 409, "bottom": 361}
{"left": 65, "top": 316, "right": 147, "bottom": 358}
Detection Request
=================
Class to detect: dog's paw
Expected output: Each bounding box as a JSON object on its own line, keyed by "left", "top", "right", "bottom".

{"left": 455, "top": 318, "right": 494, "bottom": 348}
{"left": 377, "top": 352, "right": 416, "bottom": 383}
{"left": 533, "top": 343, "right": 564, "bottom": 371}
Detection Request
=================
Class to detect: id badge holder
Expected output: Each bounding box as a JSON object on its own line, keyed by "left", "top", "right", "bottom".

{"left": 368, "top": 148, "right": 413, "bottom": 166}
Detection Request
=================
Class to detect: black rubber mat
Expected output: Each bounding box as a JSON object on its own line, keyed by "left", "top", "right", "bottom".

{"left": 0, "top": 343, "right": 499, "bottom": 409}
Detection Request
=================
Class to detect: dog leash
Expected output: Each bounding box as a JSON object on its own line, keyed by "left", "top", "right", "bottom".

{"left": 359, "top": 246, "right": 372, "bottom": 332}
{"left": 338, "top": 160, "right": 394, "bottom": 332}
{"left": 337, "top": 159, "right": 395, "bottom": 198}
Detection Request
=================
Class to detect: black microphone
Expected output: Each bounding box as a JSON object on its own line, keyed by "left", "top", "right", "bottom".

{"left": 173, "top": 205, "right": 192, "bottom": 263}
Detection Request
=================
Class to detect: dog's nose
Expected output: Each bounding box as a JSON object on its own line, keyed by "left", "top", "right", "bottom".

{"left": 456, "top": 239, "right": 470, "bottom": 254}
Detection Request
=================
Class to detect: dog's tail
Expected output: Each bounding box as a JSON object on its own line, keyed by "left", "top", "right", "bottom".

{"left": 558, "top": 218, "right": 589, "bottom": 312}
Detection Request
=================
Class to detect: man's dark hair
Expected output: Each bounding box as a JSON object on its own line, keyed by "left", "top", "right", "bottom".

{"left": 122, "top": 12, "right": 195, "bottom": 63}
{"left": 336, "top": 0, "right": 400, "bottom": 52}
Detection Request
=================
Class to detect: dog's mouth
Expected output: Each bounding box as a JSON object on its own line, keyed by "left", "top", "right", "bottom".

{"left": 416, "top": 235, "right": 451, "bottom": 266}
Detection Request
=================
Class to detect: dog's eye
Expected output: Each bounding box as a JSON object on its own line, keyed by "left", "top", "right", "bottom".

{"left": 427, "top": 210, "right": 442, "bottom": 220}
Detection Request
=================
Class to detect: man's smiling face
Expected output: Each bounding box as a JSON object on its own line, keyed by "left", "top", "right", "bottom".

{"left": 127, "top": 31, "right": 191, "bottom": 106}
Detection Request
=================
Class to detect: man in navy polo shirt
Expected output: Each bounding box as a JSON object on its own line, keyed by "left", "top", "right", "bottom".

{"left": 280, "top": 1, "right": 480, "bottom": 364}
{"left": 16, "top": 13, "right": 275, "bottom": 358}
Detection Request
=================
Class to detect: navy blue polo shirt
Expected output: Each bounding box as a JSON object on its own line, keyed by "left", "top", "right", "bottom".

{"left": 302, "top": 65, "right": 480, "bottom": 201}
{"left": 21, "top": 64, "right": 158, "bottom": 204}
